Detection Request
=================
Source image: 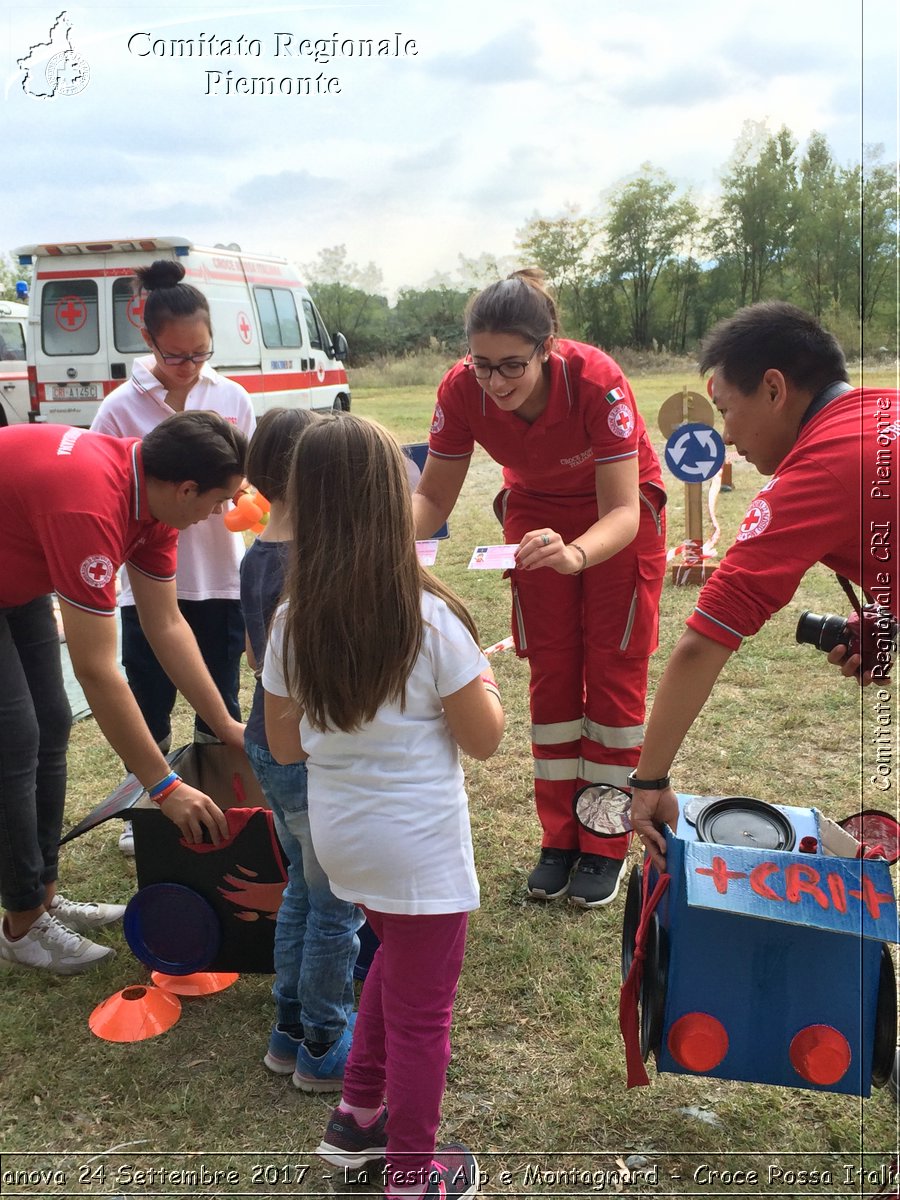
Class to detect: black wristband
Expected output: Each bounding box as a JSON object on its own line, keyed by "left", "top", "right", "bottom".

{"left": 627, "top": 769, "right": 671, "bottom": 791}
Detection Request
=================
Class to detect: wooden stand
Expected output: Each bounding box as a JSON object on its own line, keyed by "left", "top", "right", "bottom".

{"left": 668, "top": 482, "right": 719, "bottom": 586}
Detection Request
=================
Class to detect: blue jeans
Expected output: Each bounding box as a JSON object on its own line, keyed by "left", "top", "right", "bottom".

{"left": 0, "top": 596, "right": 72, "bottom": 911}
{"left": 244, "top": 738, "right": 362, "bottom": 1042}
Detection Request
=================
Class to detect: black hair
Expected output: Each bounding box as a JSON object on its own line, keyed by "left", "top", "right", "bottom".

{"left": 245, "top": 407, "right": 321, "bottom": 502}
{"left": 464, "top": 268, "right": 560, "bottom": 344}
{"left": 133, "top": 259, "right": 212, "bottom": 339}
{"left": 142, "top": 410, "right": 247, "bottom": 492}
{"left": 699, "top": 301, "right": 848, "bottom": 395}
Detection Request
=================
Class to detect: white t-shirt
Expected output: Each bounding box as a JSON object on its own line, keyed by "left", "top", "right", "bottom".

{"left": 262, "top": 590, "right": 488, "bottom": 915}
{"left": 90, "top": 357, "right": 255, "bottom": 603}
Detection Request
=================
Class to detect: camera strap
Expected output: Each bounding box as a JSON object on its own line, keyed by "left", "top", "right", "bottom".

{"left": 835, "top": 573, "right": 873, "bottom": 614}
{"left": 799, "top": 380, "right": 853, "bottom": 430}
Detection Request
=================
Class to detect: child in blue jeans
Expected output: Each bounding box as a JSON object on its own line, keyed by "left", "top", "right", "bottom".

{"left": 241, "top": 408, "right": 362, "bottom": 1090}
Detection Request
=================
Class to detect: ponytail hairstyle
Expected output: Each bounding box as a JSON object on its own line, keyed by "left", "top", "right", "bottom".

{"left": 464, "top": 268, "right": 560, "bottom": 344}
{"left": 133, "top": 259, "right": 212, "bottom": 339}
{"left": 281, "top": 414, "right": 479, "bottom": 732}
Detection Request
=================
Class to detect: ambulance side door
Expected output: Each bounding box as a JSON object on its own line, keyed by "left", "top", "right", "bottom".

{"left": 254, "top": 285, "right": 310, "bottom": 414}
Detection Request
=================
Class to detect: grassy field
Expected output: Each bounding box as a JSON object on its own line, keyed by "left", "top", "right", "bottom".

{"left": 2, "top": 367, "right": 898, "bottom": 1198}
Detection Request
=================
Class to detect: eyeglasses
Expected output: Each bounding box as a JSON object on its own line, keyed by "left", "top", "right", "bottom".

{"left": 465, "top": 340, "right": 544, "bottom": 381}
{"left": 150, "top": 335, "right": 214, "bottom": 366}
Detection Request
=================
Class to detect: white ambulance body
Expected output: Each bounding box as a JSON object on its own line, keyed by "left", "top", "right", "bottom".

{"left": 15, "top": 237, "right": 350, "bottom": 426}
{"left": 0, "top": 299, "right": 29, "bottom": 426}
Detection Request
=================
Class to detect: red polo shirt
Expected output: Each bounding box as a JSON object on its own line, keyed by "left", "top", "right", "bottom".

{"left": 0, "top": 424, "right": 178, "bottom": 614}
{"left": 429, "top": 339, "right": 663, "bottom": 499}
{"left": 687, "top": 388, "right": 899, "bottom": 649}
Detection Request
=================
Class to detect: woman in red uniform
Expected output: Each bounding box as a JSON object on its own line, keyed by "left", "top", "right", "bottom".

{"left": 413, "top": 270, "right": 666, "bottom": 907}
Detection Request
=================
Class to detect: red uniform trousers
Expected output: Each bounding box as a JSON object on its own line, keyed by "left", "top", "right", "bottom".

{"left": 502, "top": 486, "right": 666, "bottom": 859}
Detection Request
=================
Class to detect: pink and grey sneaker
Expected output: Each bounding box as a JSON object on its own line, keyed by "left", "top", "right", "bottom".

{"left": 386, "top": 1143, "right": 480, "bottom": 1199}
{"left": 315, "top": 1104, "right": 388, "bottom": 1169}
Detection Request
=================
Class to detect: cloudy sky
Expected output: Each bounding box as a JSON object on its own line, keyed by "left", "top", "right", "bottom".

{"left": 3, "top": 0, "right": 897, "bottom": 296}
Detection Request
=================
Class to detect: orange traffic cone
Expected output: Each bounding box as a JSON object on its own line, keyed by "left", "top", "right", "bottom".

{"left": 151, "top": 970, "right": 239, "bottom": 996}
{"left": 89, "top": 984, "right": 182, "bottom": 1043}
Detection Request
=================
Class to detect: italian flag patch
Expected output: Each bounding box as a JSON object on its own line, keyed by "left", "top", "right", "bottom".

{"left": 605, "top": 387, "right": 625, "bottom": 404}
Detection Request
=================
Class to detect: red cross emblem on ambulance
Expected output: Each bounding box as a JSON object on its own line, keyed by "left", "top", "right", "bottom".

{"left": 55, "top": 296, "right": 87, "bottom": 331}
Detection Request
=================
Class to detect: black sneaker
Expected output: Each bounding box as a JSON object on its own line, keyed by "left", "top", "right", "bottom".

{"left": 421, "top": 1143, "right": 480, "bottom": 1199}
{"left": 568, "top": 853, "right": 628, "bottom": 908}
{"left": 316, "top": 1105, "right": 388, "bottom": 1169}
{"left": 526, "top": 848, "right": 578, "bottom": 899}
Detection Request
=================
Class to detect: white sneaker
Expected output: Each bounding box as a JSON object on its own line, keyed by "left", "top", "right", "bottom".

{"left": 118, "top": 820, "right": 135, "bottom": 857}
{"left": 48, "top": 894, "right": 126, "bottom": 933}
{"left": 0, "top": 913, "right": 115, "bottom": 975}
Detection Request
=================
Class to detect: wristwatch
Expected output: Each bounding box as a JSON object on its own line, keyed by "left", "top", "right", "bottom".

{"left": 627, "top": 769, "right": 671, "bottom": 791}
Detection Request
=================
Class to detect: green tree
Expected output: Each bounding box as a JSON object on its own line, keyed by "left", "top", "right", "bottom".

{"left": 303, "top": 245, "right": 388, "bottom": 361}
{"left": 708, "top": 122, "right": 799, "bottom": 305}
{"left": 515, "top": 206, "right": 599, "bottom": 337}
{"left": 0, "top": 254, "right": 31, "bottom": 303}
{"left": 601, "top": 164, "right": 699, "bottom": 349}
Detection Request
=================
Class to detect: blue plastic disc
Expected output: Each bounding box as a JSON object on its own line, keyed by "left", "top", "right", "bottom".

{"left": 124, "top": 883, "right": 221, "bottom": 975}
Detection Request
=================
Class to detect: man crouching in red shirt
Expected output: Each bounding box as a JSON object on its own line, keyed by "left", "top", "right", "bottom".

{"left": 0, "top": 410, "right": 247, "bottom": 974}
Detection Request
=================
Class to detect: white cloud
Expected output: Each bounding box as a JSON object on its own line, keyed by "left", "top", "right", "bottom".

{"left": 3, "top": 0, "right": 896, "bottom": 295}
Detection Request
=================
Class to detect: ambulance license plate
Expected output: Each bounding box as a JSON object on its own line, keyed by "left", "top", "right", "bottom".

{"left": 50, "top": 384, "right": 100, "bottom": 400}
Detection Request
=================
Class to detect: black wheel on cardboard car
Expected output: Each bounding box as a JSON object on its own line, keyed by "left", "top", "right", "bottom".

{"left": 333, "top": 393, "right": 350, "bottom": 413}
{"left": 123, "top": 882, "right": 221, "bottom": 975}
{"left": 871, "top": 943, "right": 897, "bottom": 1088}
{"left": 640, "top": 914, "right": 668, "bottom": 1061}
{"left": 621, "top": 863, "right": 643, "bottom": 984}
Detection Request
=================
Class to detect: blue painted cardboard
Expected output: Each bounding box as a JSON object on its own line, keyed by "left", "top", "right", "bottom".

{"left": 639, "top": 796, "right": 897, "bottom": 1096}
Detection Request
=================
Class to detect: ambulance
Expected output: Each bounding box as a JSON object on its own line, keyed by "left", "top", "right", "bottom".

{"left": 0, "top": 299, "right": 29, "bottom": 426}
{"left": 15, "top": 236, "right": 351, "bottom": 426}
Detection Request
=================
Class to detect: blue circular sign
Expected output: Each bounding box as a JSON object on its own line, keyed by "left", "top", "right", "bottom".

{"left": 664, "top": 423, "right": 726, "bottom": 483}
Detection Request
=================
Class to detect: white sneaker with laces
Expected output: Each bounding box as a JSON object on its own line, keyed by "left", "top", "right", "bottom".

{"left": 0, "top": 913, "right": 115, "bottom": 974}
{"left": 118, "top": 820, "right": 135, "bottom": 857}
{"left": 49, "top": 894, "right": 126, "bottom": 933}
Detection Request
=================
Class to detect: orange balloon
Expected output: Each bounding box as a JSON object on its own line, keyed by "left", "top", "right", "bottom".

{"left": 236, "top": 494, "right": 262, "bottom": 521}
{"left": 254, "top": 492, "right": 271, "bottom": 514}
{"left": 223, "top": 507, "right": 248, "bottom": 532}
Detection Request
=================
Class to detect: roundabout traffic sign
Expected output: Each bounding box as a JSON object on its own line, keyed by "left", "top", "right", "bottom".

{"left": 664, "top": 422, "right": 726, "bottom": 483}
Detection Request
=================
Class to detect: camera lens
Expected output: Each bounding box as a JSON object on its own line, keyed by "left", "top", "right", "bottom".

{"left": 796, "top": 611, "right": 851, "bottom": 652}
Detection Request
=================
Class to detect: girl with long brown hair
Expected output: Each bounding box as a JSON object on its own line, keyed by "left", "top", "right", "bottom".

{"left": 262, "top": 414, "right": 503, "bottom": 1200}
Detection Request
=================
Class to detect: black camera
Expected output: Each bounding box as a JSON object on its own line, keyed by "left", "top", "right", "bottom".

{"left": 796, "top": 604, "right": 897, "bottom": 674}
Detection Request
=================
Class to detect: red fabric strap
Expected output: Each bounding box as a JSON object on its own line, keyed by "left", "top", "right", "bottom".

{"left": 619, "top": 865, "right": 670, "bottom": 1088}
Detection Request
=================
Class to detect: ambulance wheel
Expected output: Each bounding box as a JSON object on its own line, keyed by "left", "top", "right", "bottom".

{"left": 333, "top": 393, "right": 350, "bottom": 413}
{"left": 621, "top": 864, "right": 643, "bottom": 984}
{"left": 640, "top": 915, "right": 668, "bottom": 1061}
{"left": 871, "top": 943, "right": 897, "bottom": 1088}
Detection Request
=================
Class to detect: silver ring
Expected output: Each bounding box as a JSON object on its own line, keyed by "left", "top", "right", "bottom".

{"left": 541, "top": 533, "right": 550, "bottom": 546}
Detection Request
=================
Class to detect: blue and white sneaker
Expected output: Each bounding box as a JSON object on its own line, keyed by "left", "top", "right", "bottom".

{"left": 263, "top": 1024, "right": 304, "bottom": 1075}
{"left": 293, "top": 1024, "right": 353, "bottom": 1092}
